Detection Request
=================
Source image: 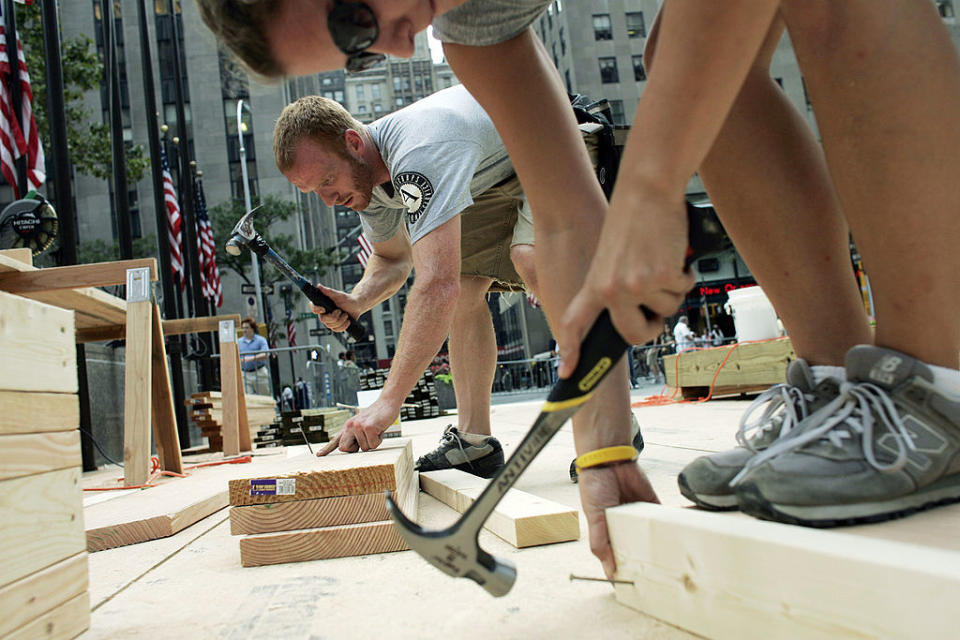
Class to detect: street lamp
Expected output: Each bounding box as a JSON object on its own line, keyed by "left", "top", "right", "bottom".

{"left": 237, "top": 98, "right": 264, "bottom": 322}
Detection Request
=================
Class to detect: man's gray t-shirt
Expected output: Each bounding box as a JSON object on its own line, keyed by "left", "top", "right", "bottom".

{"left": 360, "top": 84, "right": 514, "bottom": 244}
{"left": 432, "top": 0, "right": 550, "bottom": 46}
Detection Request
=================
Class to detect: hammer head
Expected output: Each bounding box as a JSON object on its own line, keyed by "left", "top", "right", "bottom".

{"left": 225, "top": 205, "right": 262, "bottom": 256}
{"left": 386, "top": 491, "right": 516, "bottom": 597}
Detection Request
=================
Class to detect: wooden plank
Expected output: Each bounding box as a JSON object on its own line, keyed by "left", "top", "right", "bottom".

{"left": 2, "top": 591, "right": 89, "bottom": 640}
{"left": 0, "top": 431, "right": 82, "bottom": 482}
{"left": 83, "top": 458, "right": 286, "bottom": 552}
{"left": 0, "top": 291, "right": 76, "bottom": 394}
{"left": 219, "top": 320, "right": 240, "bottom": 456}
{"left": 151, "top": 303, "right": 182, "bottom": 474}
{"left": 663, "top": 338, "right": 795, "bottom": 389}
{"left": 0, "top": 468, "right": 85, "bottom": 590}
{"left": 420, "top": 469, "right": 579, "bottom": 548}
{"left": 238, "top": 470, "right": 418, "bottom": 567}
{"left": 0, "top": 258, "right": 157, "bottom": 294}
{"left": 27, "top": 287, "right": 127, "bottom": 328}
{"left": 0, "top": 248, "right": 32, "bottom": 265}
{"left": 0, "top": 391, "right": 78, "bottom": 436}
{"left": 606, "top": 504, "right": 960, "bottom": 640}
{"left": 228, "top": 439, "right": 413, "bottom": 506}
{"left": 0, "top": 250, "right": 35, "bottom": 272}
{"left": 75, "top": 313, "right": 243, "bottom": 343}
{"left": 0, "top": 553, "right": 88, "bottom": 638}
{"left": 122, "top": 299, "right": 153, "bottom": 486}
{"left": 236, "top": 346, "right": 252, "bottom": 451}
{"left": 229, "top": 492, "right": 391, "bottom": 535}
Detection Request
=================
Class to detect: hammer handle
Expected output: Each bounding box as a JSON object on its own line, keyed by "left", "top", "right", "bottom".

{"left": 299, "top": 281, "right": 367, "bottom": 342}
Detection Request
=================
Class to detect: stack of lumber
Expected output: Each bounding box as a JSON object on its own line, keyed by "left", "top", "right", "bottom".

{"left": 0, "top": 289, "right": 90, "bottom": 638}
{"left": 420, "top": 469, "right": 580, "bottom": 547}
{"left": 263, "top": 408, "right": 352, "bottom": 447}
{"left": 360, "top": 368, "right": 440, "bottom": 421}
{"left": 228, "top": 439, "right": 418, "bottom": 567}
{"left": 663, "top": 337, "right": 795, "bottom": 399}
{"left": 187, "top": 391, "right": 276, "bottom": 451}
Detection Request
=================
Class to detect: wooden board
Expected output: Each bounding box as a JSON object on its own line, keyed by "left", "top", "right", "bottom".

{"left": 28, "top": 286, "right": 127, "bottom": 329}
{"left": 0, "top": 468, "right": 85, "bottom": 590}
{"left": 420, "top": 469, "right": 580, "bottom": 548}
{"left": 0, "top": 257, "right": 157, "bottom": 294}
{"left": 0, "top": 290, "right": 76, "bottom": 394}
{"left": 0, "top": 391, "right": 78, "bottom": 436}
{"left": 663, "top": 338, "right": 795, "bottom": 389}
{"left": 0, "top": 552, "right": 88, "bottom": 638}
{"left": 229, "top": 492, "right": 392, "bottom": 535}
{"left": 606, "top": 503, "right": 960, "bottom": 640}
{"left": 122, "top": 299, "right": 153, "bottom": 486}
{"left": 0, "top": 431, "right": 82, "bottom": 482}
{"left": 150, "top": 303, "right": 183, "bottom": 474}
{"left": 228, "top": 439, "right": 413, "bottom": 506}
{"left": 2, "top": 591, "right": 89, "bottom": 640}
{"left": 237, "top": 470, "right": 418, "bottom": 567}
{"left": 220, "top": 334, "right": 241, "bottom": 457}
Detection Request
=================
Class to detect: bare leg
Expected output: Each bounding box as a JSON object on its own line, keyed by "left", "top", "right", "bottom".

{"left": 449, "top": 275, "right": 497, "bottom": 436}
{"left": 782, "top": 0, "right": 960, "bottom": 367}
{"left": 510, "top": 244, "right": 539, "bottom": 297}
{"left": 692, "top": 19, "right": 873, "bottom": 365}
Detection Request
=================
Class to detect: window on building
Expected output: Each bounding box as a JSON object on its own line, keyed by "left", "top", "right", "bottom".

{"left": 632, "top": 54, "right": 647, "bottom": 81}
{"left": 609, "top": 99, "right": 625, "bottom": 126}
{"left": 393, "top": 77, "right": 401, "bottom": 91}
{"left": 374, "top": 103, "right": 382, "bottom": 113}
{"left": 323, "top": 91, "right": 334, "bottom": 99}
{"left": 938, "top": 1, "right": 955, "bottom": 18}
{"left": 372, "top": 84, "right": 381, "bottom": 99}
{"left": 565, "top": 69, "right": 572, "bottom": 93}
{"left": 626, "top": 12, "right": 646, "bottom": 38}
{"left": 358, "top": 105, "right": 367, "bottom": 113}
{"left": 599, "top": 57, "right": 619, "bottom": 83}
{"left": 356, "top": 84, "right": 364, "bottom": 99}
{"left": 555, "top": 0, "right": 562, "bottom": 12}
{"left": 559, "top": 27, "right": 566, "bottom": 56}
{"left": 323, "top": 76, "right": 332, "bottom": 85}
{"left": 335, "top": 90, "right": 344, "bottom": 102}
{"left": 593, "top": 14, "right": 613, "bottom": 40}
{"left": 395, "top": 97, "right": 403, "bottom": 106}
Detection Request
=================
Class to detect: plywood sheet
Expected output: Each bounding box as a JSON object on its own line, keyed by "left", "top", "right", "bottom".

{"left": 0, "top": 468, "right": 85, "bottom": 590}
{"left": 420, "top": 469, "right": 579, "bottom": 548}
{"left": 228, "top": 439, "right": 412, "bottom": 506}
{"left": 607, "top": 503, "right": 960, "bottom": 640}
{"left": 0, "top": 290, "right": 76, "bottom": 393}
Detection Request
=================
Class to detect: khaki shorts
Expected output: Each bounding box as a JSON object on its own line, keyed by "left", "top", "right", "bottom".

{"left": 460, "top": 125, "right": 601, "bottom": 292}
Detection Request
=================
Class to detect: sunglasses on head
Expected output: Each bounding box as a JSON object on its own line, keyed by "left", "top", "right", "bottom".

{"left": 328, "top": 0, "right": 386, "bottom": 73}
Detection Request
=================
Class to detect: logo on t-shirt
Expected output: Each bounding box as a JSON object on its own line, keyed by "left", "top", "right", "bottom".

{"left": 394, "top": 172, "right": 434, "bottom": 224}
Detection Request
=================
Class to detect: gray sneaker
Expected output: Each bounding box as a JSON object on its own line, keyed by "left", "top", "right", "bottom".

{"left": 415, "top": 425, "right": 505, "bottom": 479}
{"left": 734, "top": 345, "right": 960, "bottom": 527}
{"left": 677, "top": 359, "right": 842, "bottom": 510}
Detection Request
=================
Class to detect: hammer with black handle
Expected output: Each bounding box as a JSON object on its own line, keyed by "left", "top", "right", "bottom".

{"left": 225, "top": 206, "right": 367, "bottom": 342}
{"left": 386, "top": 202, "right": 724, "bottom": 596}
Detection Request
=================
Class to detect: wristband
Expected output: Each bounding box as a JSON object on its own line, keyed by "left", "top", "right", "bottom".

{"left": 574, "top": 445, "right": 638, "bottom": 473}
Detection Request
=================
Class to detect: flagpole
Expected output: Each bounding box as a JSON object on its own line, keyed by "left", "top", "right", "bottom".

{"left": 101, "top": 0, "right": 133, "bottom": 260}
{"left": 138, "top": 0, "right": 189, "bottom": 447}
{"left": 3, "top": 0, "right": 26, "bottom": 195}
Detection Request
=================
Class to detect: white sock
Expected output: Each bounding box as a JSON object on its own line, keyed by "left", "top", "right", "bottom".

{"left": 459, "top": 430, "right": 488, "bottom": 445}
{"left": 929, "top": 364, "right": 960, "bottom": 398}
{"left": 810, "top": 365, "right": 845, "bottom": 385}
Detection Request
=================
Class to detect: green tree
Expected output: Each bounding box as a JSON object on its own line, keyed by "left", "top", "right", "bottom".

{"left": 16, "top": 3, "right": 148, "bottom": 182}
{"left": 76, "top": 233, "right": 159, "bottom": 265}
{"left": 209, "top": 194, "right": 339, "bottom": 286}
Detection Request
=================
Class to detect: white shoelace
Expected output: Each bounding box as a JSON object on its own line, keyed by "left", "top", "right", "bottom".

{"left": 735, "top": 383, "right": 813, "bottom": 452}
{"left": 731, "top": 380, "right": 916, "bottom": 486}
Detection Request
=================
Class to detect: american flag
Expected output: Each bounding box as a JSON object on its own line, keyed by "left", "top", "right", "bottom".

{"left": 194, "top": 176, "right": 222, "bottom": 307}
{"left": 287, "top": 309, "right": 296, "bottom": 347}
{"left": 356, "top": 232, "right": 373, "bottom": 268}
{"left": 161, "top": 149, "right": 184, "bottom": 288}
{"left": 0, "top": 5, "right": 44, "bottom": 197}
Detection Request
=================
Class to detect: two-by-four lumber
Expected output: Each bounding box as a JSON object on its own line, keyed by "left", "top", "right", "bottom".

{"left": 229, "top": 492, "right": 391, "bottom": 535}
{"left": 0, "top": 290, "right": 76, "bottom": 394}
{"left": 0, "top": 552, "right": 88, "bottom": 638}
{"left": 0, "top": 391, "right": 78, "bottom": 436}
{"left": 419, "top": 469, "right": 579, "bottom": 548}
{"left": 0, "top": 257, "right": 157, "bottom": 294}
{"left": 0, "top": 431, "right": 82, "bottom": 482}
{"left": 663, "top": 337, "right": 795, "bottom": 389}
{"left": 75, "top": 313, "right": 243, "bottom": 343}
{"left": 606, "top": 503, "right": 960, "bottom": 640}
{"left": 123, "top": 296, "right": 153, "bottom": 487}
{"left": 219, "top": 320, "right": 241, "bottom": 456}
{"left": 0, "top": 468, "right": 85, "bottom": 590}
{"left": 229, "top": 438, "right": 413, "bottom": 506}
{"left": 151, "top": 302, "right": 183, "bottom": 474}
{"left": 237, "top": 467, "right": 418, "bottom": 567}
{"left": 1, "top": 591, "right": 90, "bottom": 640}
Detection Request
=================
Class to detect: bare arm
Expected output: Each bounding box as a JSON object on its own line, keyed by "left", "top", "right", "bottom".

{"left": 558, "top": 0, "right": 780, "bottom": 363}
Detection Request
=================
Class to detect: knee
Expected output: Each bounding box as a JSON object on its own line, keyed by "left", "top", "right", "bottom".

{"left": 510, "top": 245, "right": 538, "bottom": 294}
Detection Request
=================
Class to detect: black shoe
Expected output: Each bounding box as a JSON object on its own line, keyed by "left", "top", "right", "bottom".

{"left": 415, "top": 425, "right": 505, "bottom": 479}
{"left": 570, "top": 416, "right": 645, "bottom": 484}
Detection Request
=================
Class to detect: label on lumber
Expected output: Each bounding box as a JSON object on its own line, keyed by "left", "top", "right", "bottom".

{"left": 249, "top": 478, "right": 296, "bottom": 496}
